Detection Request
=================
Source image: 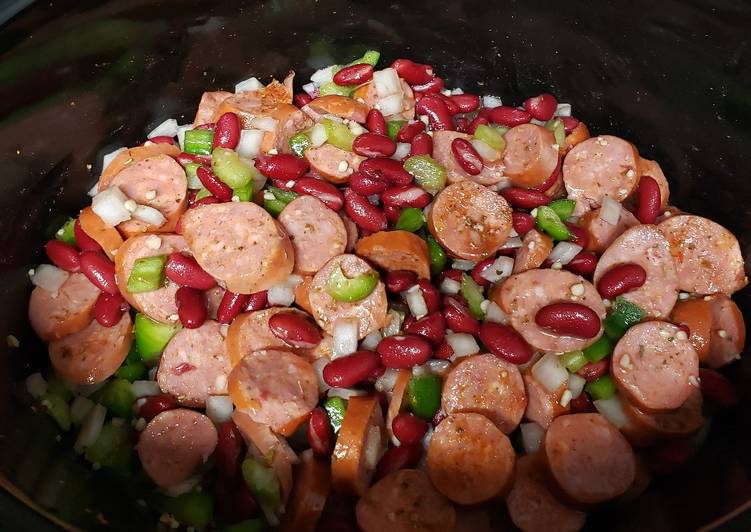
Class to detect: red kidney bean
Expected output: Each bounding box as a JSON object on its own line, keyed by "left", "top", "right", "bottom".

{"left": 569, "top": 392, "right": 595, "bottom": 414}
{"left": 500, "top": 187, "right": 551, "bottom": 209}
{"left": 479, "top": 321, "right": 534, "bottom": 364}
{"left": 45, "top": 240, "right": 80, "bottom": 272}
{"left": 366, "top": 109, "right": 387, "bottom": 135}
{"left": 216, "top": 290, "right": 249, "bottom": 324}
{"left": 454, "top": 116, "right": 469, "bottom": 133}
{"left": 384, "top": 205, "right": 401, "bottom": 224}
{"left": 535, "top": 303, "right": 601, "bottom": 338}
{"left": 415, "top": 94, "right": 453, "bottom": 131}
{"left": 523, "top": 93, "right": 558, "bottom": 121}
{"left": 243, "top": 290, "right": 268, "bottom": 312}
{"left": 404, "top": 311, "right": 446, "bottom": 345}
{"left": 386, "top": 270, "right": 417, "bottom": 293}
{"left": 175, "top": 286, "right": 207, "bottom": 329}
{"left": 699, "top": 368, "right": 738, "bottom": 407}
{"left": 488, "top": 106, "right": 532, "bottom": 127}
{"left": 470, "top": 257, "right": 495, "bottom": 287}
{"left": 333, "top": 63, "right": 374, "bottom": 86}
{"left": 73, "top": 220, "right": 101, "bottom": 252}
{"left": 196, "top": 166, "right": 233, "bottom": 202}
{"left": 392, "top": 413, "right": 428, "bottom": 445}
{"left": 436, "top": 93, "right": 460, "bottom": 115}
{"left": 478, "top": 108, "right": 494, "bottom": 120}
{"left": 216, "top": 420, "right": 245, "bottom": 484}
{"left": 596, "top": 263, "right": 647, "bottom": 298}
{"left": 307, "top": 407, "right": 334, "bottom": 457}
{"left": 176, "top": 152, "right": 213, "bottom": 167}
{"left": 410, "top": 132, "right": 433, "bottom": 156}
{"left": 417, "top": 279, "right": 441, "bottom": 313}
{"left": 512, "top": 212, "right": 536, "bottom": 234}
{"left": 293, "top": 177, "right": 344, "bottom": 211}
{"left": 561, "top": 116, "right": 580, "bottom": 134}
{"left": 148, "top": 135, "right": 175, "bottom": 145}
{"left": 450, "top": 93, "right": 481, "bottom": 113}
{"left": 293, "top": 92, "right": 313, "bottom": 108}
{"left": 467, "top": 116, "right": 490, "bottom": 134}
{"left": 349, "top": 172, "right": 388, "bottom": 195}
{"left": 451, "top": 138, "right": 483, "bottom": 176}
{"left": 565, "top": 223, "right": 589, "bottom": 249}
{"left": 443, "top": 298, "right": 480, "bottom": 335}
{"left": 381, "top": 185, "right": 431, "bottom": 208}
{"left": 344, "top": 188, "right": 388, "bottom": 232}
{"left": 191, "top": 196, "right": 221, "bottom": 208}
{"left": 411, "top": 76, "right": 444, "bottom": 94}
{"left": 255, "top": 154, "right": 309, "bottom": 181}
{"left": 79, "top": 251, "right": 118, "bottom": 294}
{"left": 390, "top": 59, "right": 434, "bottom": 85}
{"left": 323, "top": 350, "right": 381, "bottom": 388}
{"left": 565, "top": 251, "right": 598, "bottom": 276}
{"left": 396, "top": 121, "right": 425, "bottom": 143}
{"left": 94, "top": 292, "right": 127, "bottom": 327}
{"left": 534, "top": 157, "right": 562, "bottom": 192}
{"left": 212, "top": 112, "right": 240, "bottom": 150}
{"left": 438, "top": 269, "right": 462, "bottom": 284}
{"left": 165, "top": 252, "right": 217, "bottom": 290}
{"left": 374, "top": 443, "right": 422, "bottom": 481}
{"left": 138, "top": 393, "right": 178, "bottom": 422}
{"left": 377, "top": 335, "right": 432, "bottom": 368}
{"left": 352, "top": 133, "right": 396, "bottom": 158}
{"left": 359, "top": 158, "right": 413, "bottom": 186}
{"left": 434, "top": 340, "right": 454, "bottom": 360}
{"left": 269, "top": 311, "right": 322, "bottom": 348}
{"left": 636, "top": 175, "right": 661, "bottom": 224}
{"left": 577, "top": 359, "right": 610, "bottom": 382}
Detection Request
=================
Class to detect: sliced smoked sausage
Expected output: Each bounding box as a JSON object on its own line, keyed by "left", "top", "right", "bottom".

{"left": 78, "top": 206, "right": 124, "bottom": 260}
{"left": 305, "top": 144, "right": 364, "bottom": 184}
{"left": 355, "top": 230, "right": 431, "bottom": 279}
{"left": 302, "top": 95, "right": 370, "bottom": 123}
{"left": 623, "top": 389, "right": 703, "bottom": 446}
{"left": 576, "top": 205, "right": 639, "bottom": 254}
{"left": 503, "top": 124, "right": 559, "bottom": 188}
{"left": 432, "top": 131, "right": 507, "bottom": 186}
{"left": 523, "top": 371, "right": 569, "bottom": 429}
{"left": 193, "top": 90, "right": 232, "bottom": 126}
{"left": 671, "top": 297, "right": 712, "bottom": 361}
{"left": 705, "top": 294, "right": 746, "bottom": 368}
{"left": 28, "top": 273, "right": 100, "bottom": 342}
{"left": 98, "top": 143, "right": 181, "bottom": 187}
{"left": 513, "top": 229, "right": 553, "bottom": 274}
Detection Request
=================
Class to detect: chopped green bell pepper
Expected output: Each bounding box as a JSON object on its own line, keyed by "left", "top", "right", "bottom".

{"left": 263, "top": 186, "right": 298, "bottom": 217}
{"left": 326, "top": 264, "right": 379, "bottom": 302}
{"left": 84, "top": 421, "right": 133, "bottom": 472}
{"left": 560, "top": 350, "right": 588, "bottom": 373}
{"left": 473, "top": 124, "right": 506, "bottom": 151}
{"left": 55, "top": 218, "right": 77, "bottom": 246}
{"left": 242, "top": 458, "right": 282, "bottom": 512}
{"left": 407, "top": 374, "right": 442, "bottom": 421}
{"left": 318, "top": 81, "right": 354, "bottom": 97}
{"left": 545, "top": 117, "right": 566, "bottom": 146}
{"left": 324, "top": 396, "right": 347, "bottom": 434}
{"left": 460, "top": 274, "right": 485, "bottom": 320}
{"left": 585, "top": 375, "right": 617, "bottom": 401}
{"left": 212, "top": 147, "right": 254, "bottom": 189}
{"left": 535, "top": 205, "right": 571, "bottom": 241}
{"left": 386, "top": 120, "right": 406, "bottom": 141}
{"left": 347, "top": 50, "right": 380, "bottom": 67}
{"left": 289, "top": 131, "right": 312, "bottom": 158}
{"left": 183, "top": 129, "right": 214, "bottom": 155}
{"left": 41, "top": 393, "right": 71, "bottom": 431}
{"left": 583, "top": 335, "right": 613, "bottom": 363}
{"left": 395, "top": 208, "right": 426, "bottom": 232}
{"left": 548, "top": 198, "right": 576, "bottom": 221}
{"left": 403, "top": 155, "right": 447, "bottom": 195}
{"left": 322, "top": 118, "right": 356, "bottom": 151}
{"left": 233, "top": 181, "right": 255, "bottom": 202}
{"left": 91, "top": 379, "right": 134, "bottom": 419}
{"left": 127, "top": 255, "right": 166, "bottom": 293}
{"left": 160, "top": 491, "right": 214, "bottom": 529}
{"left": 603, "top": 297, "right": 646, "bottom": 340}
{"left": 426, "top": 234, "right": 447, "bottom": 274}
{"left": 134, "top": 313, "right": 181, "bottom": 364}
{"left": 46, "top": 376, "right": 74, "bottom": 402}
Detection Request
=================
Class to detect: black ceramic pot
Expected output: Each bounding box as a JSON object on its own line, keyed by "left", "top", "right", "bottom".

{"left": 1, "top": 0, "right": 750, "bottom": 530}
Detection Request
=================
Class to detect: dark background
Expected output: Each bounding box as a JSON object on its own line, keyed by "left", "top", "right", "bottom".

{"left": 0, "top": 0, "right": 750, "bottom": 530}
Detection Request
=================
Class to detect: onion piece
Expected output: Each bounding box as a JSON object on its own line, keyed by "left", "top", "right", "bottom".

{"left": 131, "top": 204, "right": 166, "bottom": 227}
{"left": 500, "top": 236, "right": 523, "bottom": 250}
{"left": 555, "top": 103, "right": 572, "bottom": 117}
{"left": 482, "top": 95, "right": 503, "bottom": 109}
{"left": 332, "top": 318, "right": 358, "bottom": 359}
{"left": 480, "top": 256, "right": 514, "bottom": 283}
{"left": 311, "top": 65, "right": 337, "bottom": 86}
{"left": 328, "top": 387, "right": 367, "bottom": 400}
{"left": 446, "top": 333, "right": 480, "bottom": 359}
{"left": 382, "top": 309, "right": 404, "bottom": 337}
{"left": 310, "top": 123, "right": 328, "bottom": 147}
{"left": 25, "top": 373, "right": 47, "bottom": 398}
{"left": 392, "top": 142, "right": 411, "bottom": 161}
{"left": 70, "top": 395, "right": 95, "bottom": 425}
{"left": 74, "top": 403, "right": 106, "bottom": 453}
{"left": 439, "top": 278, "right": 461, "bottom": 295}
{"left": 411, "top": 364, "right": 430, "bottom": 377}
{"left": 250, "top": 116, "right": 278, "bottom": 133}
{"left": 101, "top": 147, "right": 125, "bottom": 174}
{"left": 520, "top": 422, "right": 545, "bottom": 454}
{"left": 235, "top": 76, "right": 264, "bottom": 93}
{"left": 361, "top": 330, "right": 382, "bottom": 351}
{"left": 471, "top": 139, "right": 501, "bottom": 162}
{"left": 450, "top": 88, "right": 464, "bottom": 95}
{"left": 403, "top": 285, "right": 428, "bottom": 319}
{"left": 131, "top": 380, "right": 160, "bottom": 398}
{"left": 30, "top": 265, "right": 69, "bottom": 295}
{"left": 568, "top": 373, "right": 586, "bottom": 399}
{"left": 206, "top": 395, "right": 234, "bottom": 424}
{"left": 148, "top": 118, "right": 178, "bottom": 139}
{"left": 302, "top": 82, "right": 318, "bottom": 98}
{"left": 312, "top": 358, "right": 330, "bottom": 393}
{"left": 375, "top": 368, "right": 399, "bottom": 394}
{"left": 165, "top": 475, "right": 201, "bottom": 497}
{"left": 483, "top": 301, "right": 509, "bottom": 324}
{"left": 267, "top": 284, "right": 295, "bottom": 307}
{"left": 373, "top": 68, "right": 401, "bottom": 97}
{"left": 348, "top": 121, "right": 367, "bottom": 136}
{"left": 176, "top": 124, "right": 194, "bottom": 150}
{"left": 547, "top": 242, "right": 583, "bottom": 266}
{"left": 451, "top": 259, "right": 476, "bottom": 271}
{"left": 599, "top": 196, "right": 621, "bottom": 225}
{"left": 236, "top": 129, "right": 265, "bottom": 159}
{"left": 426, "top": 359, "right": 451, "bottom": 376}
{"left": 532, "top": 353, "right": 569, "bottom": 393}
{"left": 594, "top": 395, "right": 628, "bottom": 429}
{"left": 92, "top": 186, "right": 132, "bottom": 226}
{"left": 377, "top": 94, "right": 404, "bottom": 117}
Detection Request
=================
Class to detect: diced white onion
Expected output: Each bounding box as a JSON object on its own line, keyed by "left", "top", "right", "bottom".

{"left": 312, "top": 358, "right": 331, "bottom": 393}
{"left": 373, "top": 68, "right": 401, "bottom": 97}
{"left": 186, "top": 170, "right": 203, "bottom": 189}
{"left": 250, "top": 116, "right": 278, "bottom": 133}
{"left": 176, "top": 124, "right": 193, "bottom": 150}
{"left": 147, "top": 366, "right": 158, "bottom": 381}
{"left": 302, "top": 82, "right": 318, "bottom": 98}
{"left": 348, "top": 122, "right": 367, "bottom": 136}
{"left": 236, "top": 129, "right": 265, "bottom": 159}
{"left": 426, "top": 359, "right": 451, "bottom": 376}
{"left": 131, "top": 380, "right": 160, "bottom": 398}
{"left": 446, "top": 333, "right": 480, "bottom": 359}
{"left": 74, "top": 403, "right": 106, "bottom": 453}
{"left": 361, "top": 330, "right": 382, "bottom": 351}
{"left": 482, "top": 95, "right": 503, "bottom": 108}
{"left": 439, "top": 278, "right": 461, "bottom": 295}
{"left": 70, "top": 395, "right": 95, "bottom": 425}
{"left": 101, "top": 147, "right": 125, "bottom": 174}
{"left": 403, "top": 285, "right": 428, "bottom": 319}
{"left": 547, "top": 242, "right": 583, "bottom": 266}
{"left": 599, "top": 196, "right": 621, "bottom": 225}
{"left": 471, "top": 139, "right": 501, "bottom": 162}
{"left": 594, "top": 395, "right": 628, "bottom": 429}
{"left": 500, "top": 236, "right": 523, "bottom": 250}
{"left": 30, "top": 265, "right": 69, "bottom": 295}
{"left": 532, "top": 353, "right": 569, "bottom": 393}
{"left": 311, "top": 65, "right": 337, "bottom": 86}
{"left": 148, "top": 118, "right": 178, "bottom": 139}
{"left": 25, "top": 373, "right": 47, "bottom": 398}
{"left": 412, "top": 364, "right": 430, "bottom": 377}
{"left": 520, "top": 422, "right": 545, "bottom": 454}
{"left": 529, "top": 118, "right": 547, "bottom": 126}
{"left": 567, "top": 373, "right": 586, "bottom": 399}
{"left": 87, "top": 182, "right": 99, "bottom": 197}
{"left": 392, "top": 142, "right": 411, "bottom": 161}
{"left": 480, "top": 256, "right": 514, "bottom": 283}
{"left": 328, "top": 387, "right": 367, "bottom": 400}
{"left": 206, "top": 395, "right": 234, "bottom": 424}
{"left": 375, "top": 368, "right": 399, "bottom": 394}
{"left": 378, "top": 94, "right": 404, "bottom": 117}
{"left": 165, "top": 475, "right": 201, "bottom": 497}
{"left": 267, "top": 284, "right": 295, "bottom": 306}
{"left": 382, "top": 309, "right": 404, "bottom": 337}
{"left": 555, "top": 103, "right": 572, "bottom": 117}
{"left": 484, "top": 301, "right": 509, "bottom": 324}
{"left": 92, "top": 186, "right": 132, "bottom": 226}
{"left": 451, "top": 259, "right": 476, "bottom": 271}
{"left": 235, "top": 76, "right": 264, "bottom": 93}
{"left": 131, "top": 204, "right": 166, "bottom": 227}
{"left": 450, "top": 88, "right": 464, "bottom": 95}
{"left": 332, "top": 318, "right": 359, "bottom": 359}
{"left": 310, "top": 123, "right": 328, "bottom": 147}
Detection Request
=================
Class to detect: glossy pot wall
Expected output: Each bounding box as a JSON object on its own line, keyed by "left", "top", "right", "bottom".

{"left": 1, "top": 0, "right": 750, "bottom": 530}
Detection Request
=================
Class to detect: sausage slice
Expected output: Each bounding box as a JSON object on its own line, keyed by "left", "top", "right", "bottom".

{"left": 280, "top": 449, "right": 331, "bottom": 532}
{"left": 305, "top": 144, "right": 364, "bottom": 184}
{"left": 28, "top": 273, "right": 99, "bottom": 342}
{"left": 623, "top": 389, "right": 703, "bottom": 445}
{"left": 355, "top": 230, "right": 431, "bottom": 279}
{"left": 98, "top": 143, "right": 181, "bottom": 187}
{"left": 705, "top": 293, "right": 746, "bottom": 368}
{"left": 670, "top": 297, "right": 713, "bottom": 361}
{"left": 432, "top": 131, "right": 507, "bottom": 186}
{"left": 193, "top": 90, "right": 232, "bottom": 126}
{"left": 513, "top": 229, "right": 553, "bottom": 273}
{"left": 576, "top": 205, "right": 639, "bottom": 254}
{"left": 523, "top": 371, "right": 569, "bottom": 429}
{"left": 78, "top": 206, "right": 124, "bottom": 260}
{"left": 302, "top": 95, "right": 370, "bottom": 123}
{"left": 503, "top": 124, "right": 559, "bottom": 188}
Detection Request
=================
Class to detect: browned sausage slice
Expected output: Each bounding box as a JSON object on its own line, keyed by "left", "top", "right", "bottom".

{"left": 705, "top": 294, "right": 746, "bottom": 368}
{"left": 228, "top": 349, "right": 318, "bottom": 436}
{"left": 563, "top": 135, "right": 641, "bottom": 215}
{"left": 49, "top": 313, "right": 132, "bottom": 385}
{"left": 78, "top": 206, "right": 124, "bottom": 260}
{"left": 563, "top": 122, "right": 590, "bottom": 153}
{"left": 611, "top": 321, "right": 699, "bottom": 412}
{"left": 98, "top": 143, "right": 181, "bottom": 186}
{"left": 157, "top": 320, "right": 231, "bottom": 407}
{"left": 280, "top": 449, "right": 331, "bottom": 532}
{"left": 513, "top": 229, "right": 553, "bottom": 273}
{"left": 492, "top": 269, "right": 606, "bottom": 352}
{"left": 428, "top": 180, "right": 512, "bottom": 261}
{"left": 137, "top": 409, "right": 218, "bottom": 488}
{"left": 180, "top": 202, "right": 295, "bottom": 294}
{"left": 670, "top": 297, "right": 713, "bottom": 361}
{"left": 355, "top": 469, "right": 455, "bottom": 532}
{"left": 193, "top": 90, "right": 232, "bottom": 126}
{"left": 658, "top": 214, "right": 747, "bottom": 295}
{"left": 523, "top": 371, "right": 569, "bottom": 429}
{"left": 543, "top": 413, "right": 636, "bottom": 505}
{"left": 308, "top": 254, "right": 388, "bottom": 339}
{"left": 427, "top": 412, "right": 515, "bottom": 504}
{"left": 593, "top": 224, "right": 678, "bottom": 318}
{"left": 623, "top": 389, "right": 703, "bottom": 446}
{"left": 355, "top": 230, "right": 431, "bottom": 279}
{"left": 441, "top": 353, "right": 527, "bottom": 434}
{"left": 506, "top": 453, "right": 586, "bottom": 532}
{"left": 302, "top": 95, "right": 370, "bottom": 123}
{"left": 576, "top": 206, "right": 639, "bottom": 254}
{"left": 432, "top": 131, "right": 507, "bottom": 186}
{"left": 503, "top": 124, "right": 559, "bottom": 188}
{"left": 304, "top": 144, "right": 364, "bottom": 184}
{"left": 28, "top": 273, "right": 100, "bottom": 342}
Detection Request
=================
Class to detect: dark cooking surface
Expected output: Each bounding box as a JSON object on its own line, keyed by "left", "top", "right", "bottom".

{"left": 1, "top": 0, "right": 750, "bottom": 530}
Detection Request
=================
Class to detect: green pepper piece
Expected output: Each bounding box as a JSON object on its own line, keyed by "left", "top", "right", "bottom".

{"left": 323, "top": 118, "right": 356, "bottom": 151}
{"left": 134, "top": 313, "right": 181, "bottom": 364}
{"left": 184, "top": 162, "right": 202, "bottom": 189}
{"left": 323, "top": 396, "right": 347, "bottom": 434}
{"left": 585, "top": 375, "right": 617, "bottom": 401}
{"left": 289, "top": 132, "right": 312, "bottom": 158}
{"left": 46, "top": 376, "right": 74, "bottom": 402}
{"left": 127, "top": 255, "right": 166, "bottom": 293}
{"left": 583, "top": 336, "right": 613, "bottom": 363}
{"left": 319, "top": 81, "right": 354, "bottom": 97}
{"left": 242, "top": 458, "right": 282, "bottom": 512}
{"left": 84, "top": 421, "right": 133, "bottom": 472}
{"left": 183, "top": 129, "right": 214, "bottom": 155}
{"left": 492, "top": 125, "right": 510, "bottom": 136}
{"left": 91, "top": 379, "right": 134, "bottom": 419}
{"left": 545, "top": 117, "right": 566, "bottom": 147}
{"left": 403, "top": 155, "right": 447, "bottom": 195}
{"left": 55, "top": 218, "right": 77, "bottom": 246}
{"left": 603, "top": 297, "right": 646, "bottom": 340}
{"left": 426, "top": 234, "right": 447, "bottom": 274}
{"left": 473, "top": 124, "right": 506, "bottom": 151}
{"left": 263, "top": 198, "right": 287, "bottom": 217}
{"left": 326, "top": 264, "right": 379, "bottom": 302}
{"left": 234, "top": 181, "right": 255, "bottom": 202}
{"left": 460, "top": 274, "right": 485, "bottom": 320}
{"left": 386, "top": 120, "right": 406, "bottom": 141}
{"left": 347, "top": 50, "right": 380, "bottom": 67}
{"left": 160, "top": 491, "right": 214, "bottom": 529}
{"left": 224, "top": 519, "right": 266, "bottom": 532}
{"left": 560, "top": 350, "right": 588, "bottom": 372}
{"left": 194, "top": 187, "right": 212, "bottom": 201}
{"left": 212, "top": 147, "right": 254, "bottom": 189}
{"left": 548, "top": 199, "right": 576, "bottom": 221}
{"left": 535, "top": 205, "right": 571, "bottom": 241}
{"left": 263, "top": 186, "right": 298, "bottom": 217}
{"left": 115, "top": 361, "right": 146, "bottom": 382}
{"left": 395, "top": 207, "right": 426, "bottom": 232}
{"left": 41, "top": 393, "right": 71, "bottom": 431}
{"left": 407, "top": 374, "right": 442, "bottom": 420}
